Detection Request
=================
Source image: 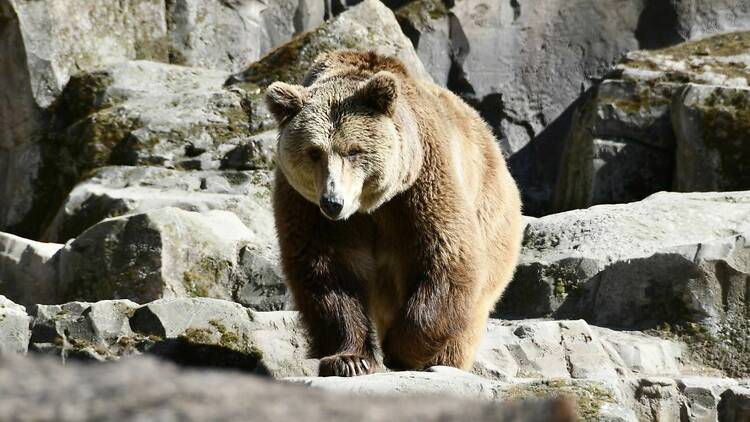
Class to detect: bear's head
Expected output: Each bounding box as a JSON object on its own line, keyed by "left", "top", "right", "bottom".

{"left": 266, "top": 70, "right": 422, "bottom": 221}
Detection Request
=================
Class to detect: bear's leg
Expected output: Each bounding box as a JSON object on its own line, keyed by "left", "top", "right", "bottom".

{"left": 379, "top": 204, "right": 483, "bottom": 371}
{"left": 274, "top": 174, "right": 378, "bottom": 377}
{"left": 425, "top": 310, "right": 488, "bottom": 370}
{"left": 380, "top": 269, "right": 479, "bottom": 370}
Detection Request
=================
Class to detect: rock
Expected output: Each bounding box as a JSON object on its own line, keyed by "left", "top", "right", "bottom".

{"left": 394, "top": 0, "right": 451, "bottom": 87}
{"left": 554, "top": 80, "right": 677, "bottom": 211}
{"left": 57, "top": 207, "right": 285, "bottom": 310}
{"left": 130, "top": 298, "right": 315, "bottom": 377}
{"left": 718, "top": 387, "right": 750, "bottom": 422}
{"left": 290, "top": 368, "right": 501, "bottom": 399}
{"left": 0, "top": 231, "right": 62, "bottom": 305}
{"left": 498, "top": 191, "right": 750, "bottom": 333}
{"left": 497, "top": 379, "right": 638, "bottom": 422}
{"left": 29, "top": 300, "right": 145, "bottom": 361}
{"left": 0, "top": 0, "right": 168, "bottom": 139}
{"left": 294, "top": 372, "right": 626, "bottom": 421}
{"left": 166, "top": 0, "right": 325, "bottom": 73}
{"left": 226, "top": 0, "right": 432, "bottom": 88}
{"left": 220, "top": 129, "right": 278, "bottom": 171}
{"left": 673, "top": 84, "right": 750, "bottom": 192}
{"left": 3, "top": 59, "right": 277, "bottom": 239}
{"left": 0, "top": 295, "right": 30, "bottom": 354}
{"left": 394, "top": 1, "right": 750, "bottom": 215}
{"left": 32, "top": 296, "right": 697, "bottom": 384}
{"left": 0, "top": 0, "right": 169, "bottom": 235}
{"left": 42, "top": 166, "right": 275, "bottom": 243}
{"left": 678, "top": 377, "right": 739, "bottom": 422}
{"left": 30, "top": 298, "right": 314, "bottom": 377}
{"left": 556, "top": 32, "right": 750, "bottom": 211}
{"left": 56, "top": 60, "right": 270, "bottom": 172}
{"left": 623, "top": 378, "right": 684, "bottom": 422}
{"left": 593, "top": 327, "right": 685, "bottom": 378}
{"left": 475, "top": 319, "right": 687, "bottom": 381}
{"left": 0, "top": 354, "right": 577, "bottom": 422}
{"left": 22, "top": 297, "right": 745, "bottom": 419}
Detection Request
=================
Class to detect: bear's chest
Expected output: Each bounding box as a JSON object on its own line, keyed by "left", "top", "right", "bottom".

{"left": 370, "top": 207, "right": 418, "bottom": 296}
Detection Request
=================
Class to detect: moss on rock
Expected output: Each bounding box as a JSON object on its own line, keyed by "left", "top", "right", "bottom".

{"left": 396, "top": 0, "right": 449, "bottom": 28}
{"left": 698, "top": 89, "right": 750, "bottom": 188}
{"left": 503, "top": 380, "right": 616, "bottom": 421}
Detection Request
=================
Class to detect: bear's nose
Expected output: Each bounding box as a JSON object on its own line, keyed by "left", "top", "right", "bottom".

{"left": 320, "top": 196, "right": 344, "bottom": 219}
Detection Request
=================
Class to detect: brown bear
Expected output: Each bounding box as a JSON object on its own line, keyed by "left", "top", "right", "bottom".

{"left": 266, "top": 51, "right": 523, "bottom": 376}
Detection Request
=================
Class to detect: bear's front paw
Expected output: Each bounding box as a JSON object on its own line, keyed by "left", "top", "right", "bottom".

{"left": 318, "top": 353, "right": 377, "bottom": 377}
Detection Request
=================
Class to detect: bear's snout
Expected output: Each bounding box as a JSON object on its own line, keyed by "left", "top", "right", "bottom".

{"left": 320, "top": 195, "right": 344, "bottom": 219}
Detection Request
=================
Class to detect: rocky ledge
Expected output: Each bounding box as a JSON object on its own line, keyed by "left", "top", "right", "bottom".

{"left": 2, "top": 187, "right": 749, "bottom": 420}
{"left": 0, "top": 293, "right": 747, "bottom": 421}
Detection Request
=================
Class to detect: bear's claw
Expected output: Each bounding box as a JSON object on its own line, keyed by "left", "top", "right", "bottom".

{"left": 319, "top": 353, "right": 376, "bottom": 377}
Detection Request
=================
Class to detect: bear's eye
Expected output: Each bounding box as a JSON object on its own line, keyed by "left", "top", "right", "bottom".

{"left": 307, "top": 148, "right": 322, "bottom": 162}
{"left": 345, "top": 147, "right": 364, "bottom": 158}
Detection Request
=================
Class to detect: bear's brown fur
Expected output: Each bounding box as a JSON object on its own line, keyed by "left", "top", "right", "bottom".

{"left": 267, "top": 51, "right": 523, "bottom": 376}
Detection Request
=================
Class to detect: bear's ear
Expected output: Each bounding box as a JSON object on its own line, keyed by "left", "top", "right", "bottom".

{"left": 357, "top": 71, "right": 399, "bottom": 115}
{"left": 265, "top": 82, "right": 307, "bottom": 123}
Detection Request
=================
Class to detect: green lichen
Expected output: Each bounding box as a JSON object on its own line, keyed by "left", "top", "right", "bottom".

{"left": 649, "top": 317, "right": 750, "bottom": 378}
{"left": 396, "top": 0, "right": 449, "bottom": 27}
{"left": 181, "top": 328, "right": 214, "bottom": 344}
{"left": 68, "top": 337, "right": 113, "bottom": 358}
{"left": 181, "top": 321, "right": 262, "bottom": 359}
{"left": 607, "top": 84, "right": 672, "bottom": 115}
{"left": 504, "top": 380, "right": 615, "bottom": 421}
{"left": 621, "top": 32, "right": 750, "bottom": 84}
{"left": 228, "top": 10, "right": 387, "bottom": 89}
{"left": 660, "top": 31, "right": 750, "bottom": 58}
{"left": 544, "top": 264, "right": 582, "bottom": 298}
{"left": 697, "top": 88, "right": 750, "bottom": 189}
{"left": 182, "top": 256, "right": 232, "bottom": 297}
{"left": 208, "top": 320, "right": 245, "bottom": 351}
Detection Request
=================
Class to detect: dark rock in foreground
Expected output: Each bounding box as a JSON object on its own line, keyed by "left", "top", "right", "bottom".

{"left": 0, "top": 355, "right": 575, "bottom": 422}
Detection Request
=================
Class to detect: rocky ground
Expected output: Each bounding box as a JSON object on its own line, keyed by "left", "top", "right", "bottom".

{"left": 1, "top": 0, "right": 749, "bottom": 421}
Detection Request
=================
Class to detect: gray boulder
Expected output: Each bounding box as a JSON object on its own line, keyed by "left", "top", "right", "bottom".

{"left": 167, "top": 0, "right": 325, "bottom": 73}
{"left": 131, "top": 299, "right": 316, "bottom": 377}
{"left": 56, "top": 60, "right": 272, "bottom": 172}
{"left": 678, "top": 377, "right": 740, "bottom": 422}
{"left": 43, "top": 166, "right": 275, "bottom": 243}
{"left": 23, "top": 296, "right": 747, "bottom": 420}
{"left": 394, "top": 0, "right": 451, "bottom": 87}
{"left": 0, "top": 0, "right": 168, "bottom": 141}
{"left": 395, "top": 1, "right": 750, "bottom": 215}
{"left": 0, "top": 0, "right": 169, "bottom": 236}
{"left": 719, "top": 387, "right": 750, "bottom": 422}
{"left": 476, "top": 319, "right": 687, "bottom": 382}
{"left": 226, "top": 0, "right": 432, "bottom": 88}
{"left": 29, "top": 300, "right": 144, "bottom": 361}
{"left": 3, "top": 59, "right": 277, "bottom": 239}
{"left": 554, "top": 79, "right": 677, "bottom": 212}
{"left": 498, "top": 191, "right": 750, "bottom": 333}
{"left": 556, "top": 32, "right": 750, "bottom": 211}
{"left": 0, "top": 231, "right": 62, "bottom": 305}
{"left": 57, "top": 207, "right": 285, "bottom": 310}
{"left": 29, "top": 298, "right": 314, "bottom": 378}
{"left": 673, "top": 83, "right": 750, "bottom": 192}
{"left": 0, "top": 295, "right": 30, "bottom": 354}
